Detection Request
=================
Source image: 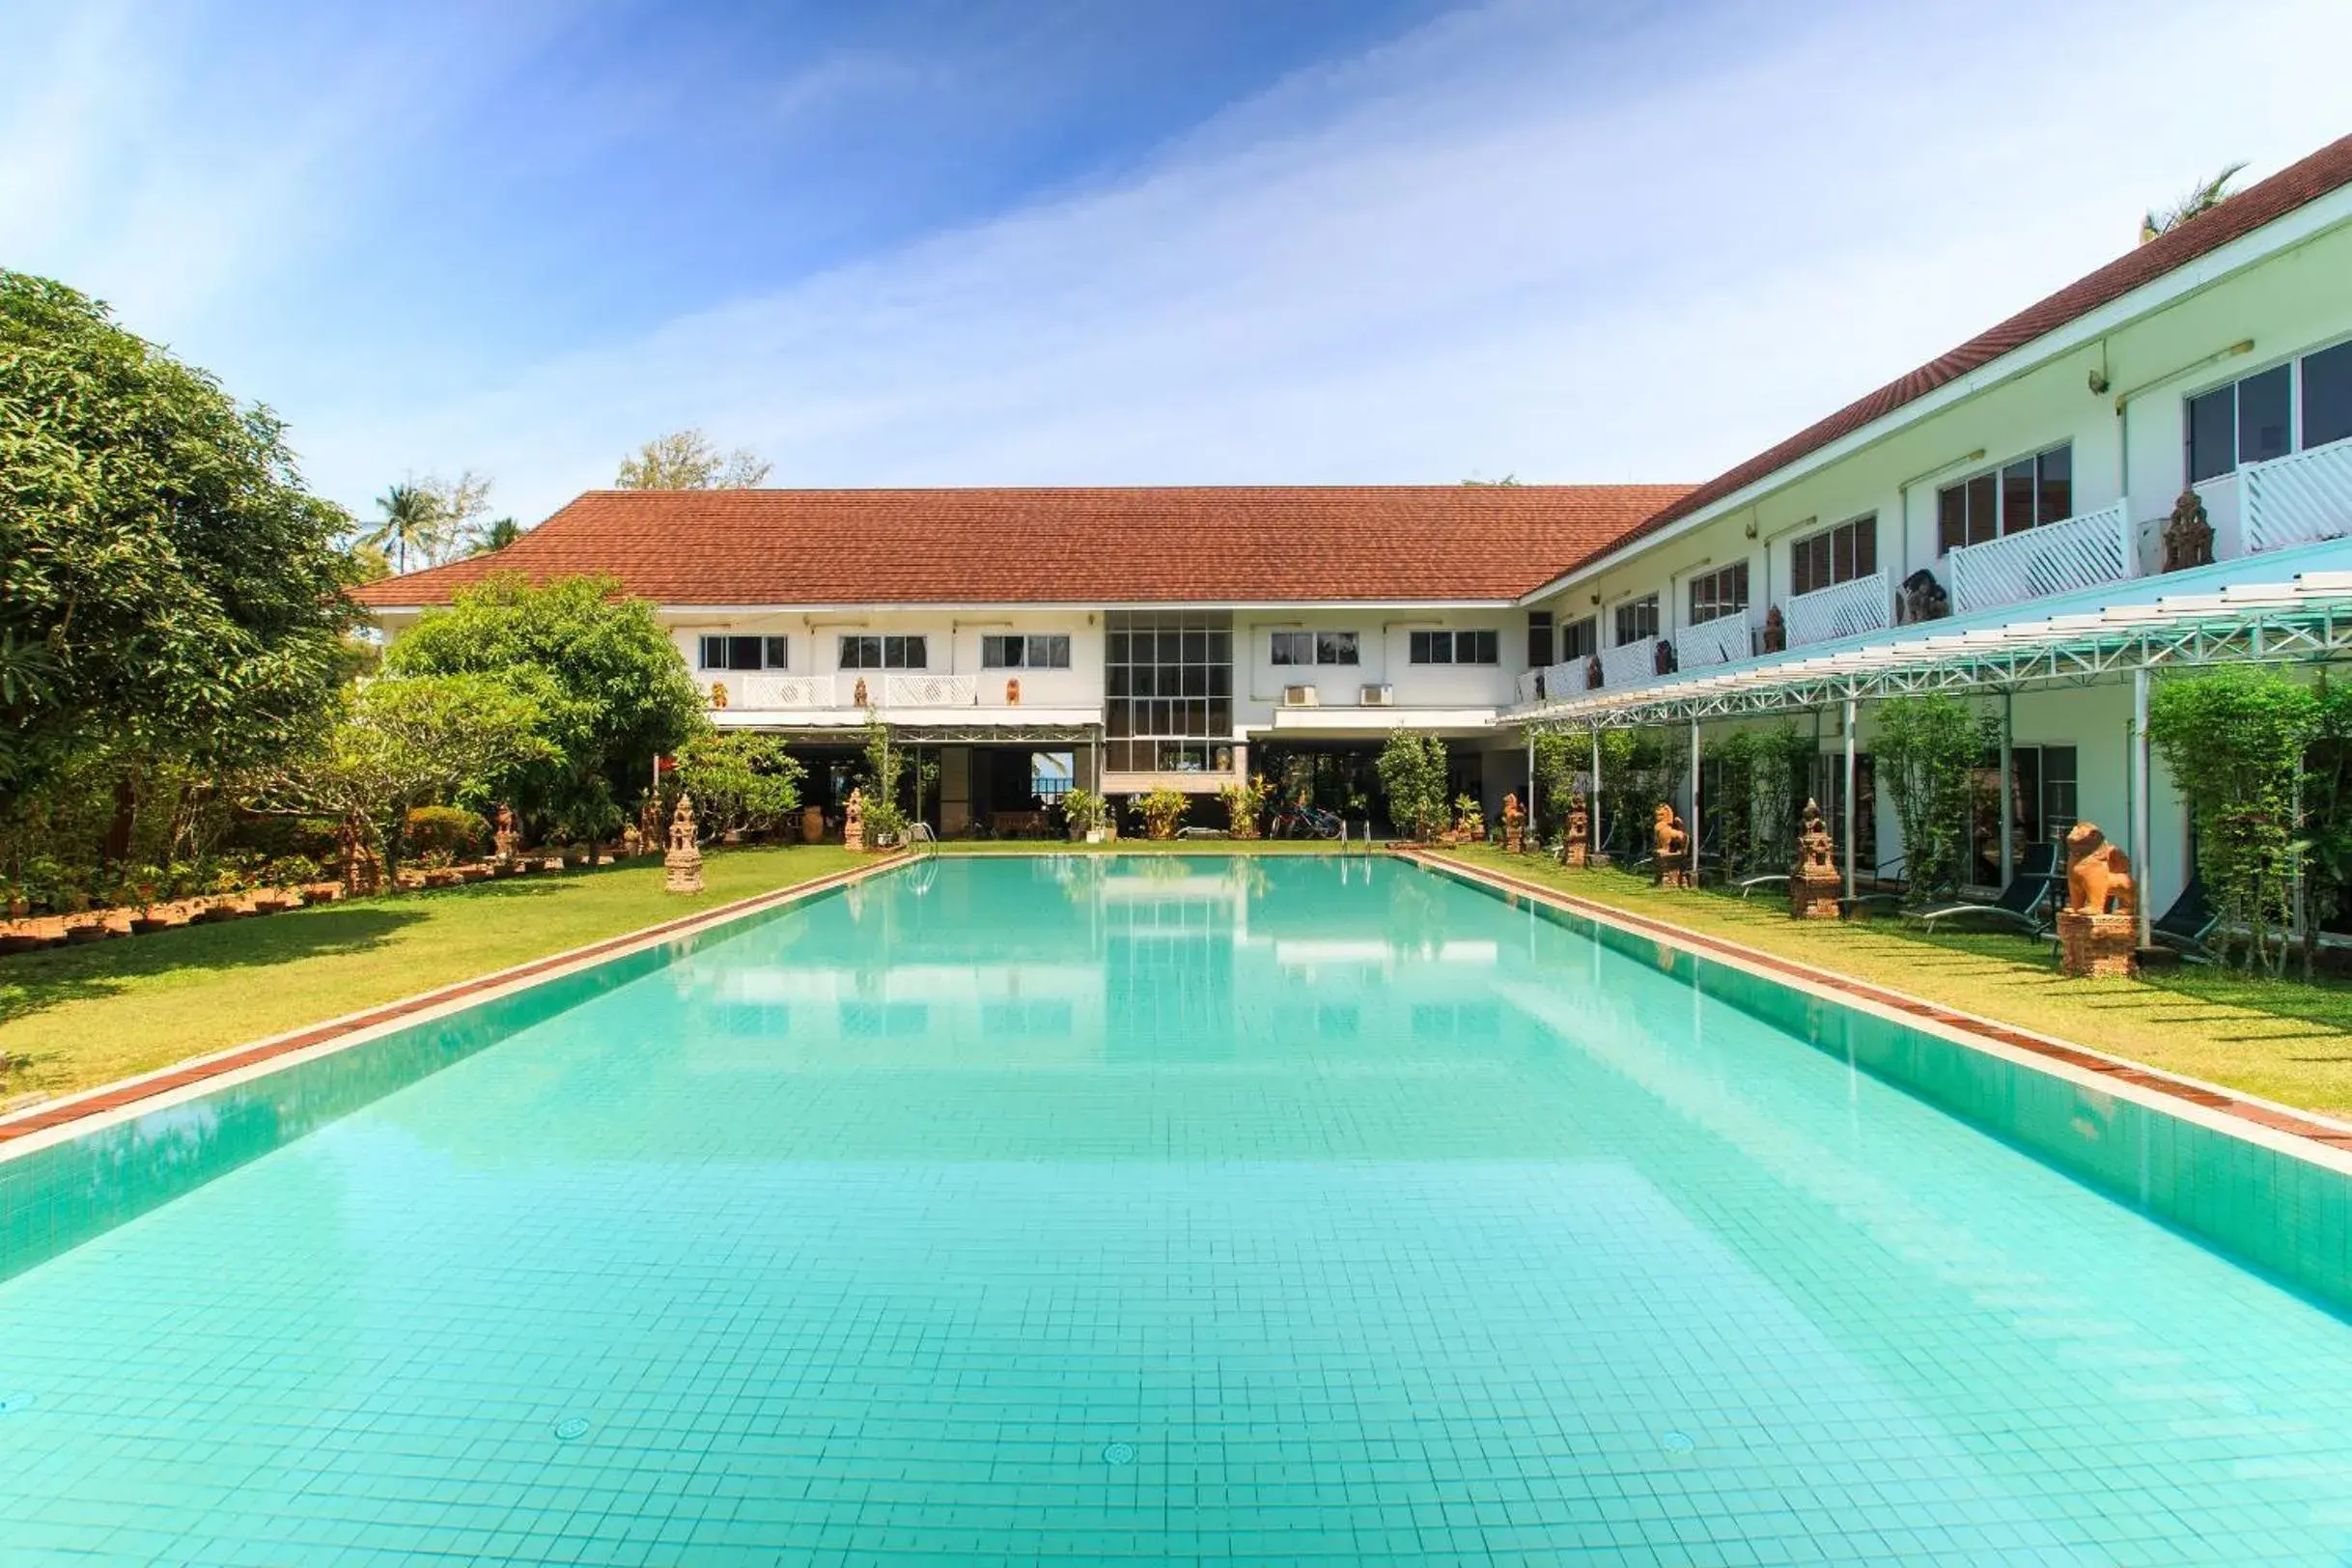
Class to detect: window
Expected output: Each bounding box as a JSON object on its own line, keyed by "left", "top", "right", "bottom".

{"left": 837, "top": 634, "right": 927, "bottom": 669}
{"left": 1029, "top": 751, "right": 1074, "bottom": 800}
{"left": 1526, "top": 610, "right": 1553, "bottom": 669}
{"left": 1612, "top": 595, "right": 1659, "bottom": 646}
{"left": 981, "top": 634, "right": 1071, "bottom": 669}
{"left": 1271, "top": 630, "right": 1358, "bottom": 665}
{"left": 1558, "top": 616, "right": 1597, "bottom": 661}
{"left": 1409, "top": 630, "right": 1499, "bottom": 664}
{"left": 1936, "top": 446, "right": 2070, "bottom": 553}
{"left": 697, "top": 634, "right": 788, "bottom": 671}
{"left": 1105, "top": 610, "right": 1232, "bottom": 773}
{"left": 1790, "top": 517, "right": 1878, "bottom": 596}
{"left": 2308, "top": 341, "right": 2352, "bottom": 451}
{"left": 2192, "top": 344, "right": 2352, "bottom": 479}
{"left": 1687, "top": 562, "right": 1749, "bottom": 625}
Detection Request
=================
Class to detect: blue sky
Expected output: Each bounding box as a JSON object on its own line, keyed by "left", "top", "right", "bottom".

{"left": 6, "top": 0, "right": 2350, "bottom": 526}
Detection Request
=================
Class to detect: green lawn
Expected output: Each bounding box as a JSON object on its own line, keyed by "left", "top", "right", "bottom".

{"left": 0, "top": 845, "right": 869, "bottom": 1106}
{"left": 1439, "top": 845, "right": 2352, "bottom": 1117}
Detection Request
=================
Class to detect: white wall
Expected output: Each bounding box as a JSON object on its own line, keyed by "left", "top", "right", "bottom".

{"left": 667, "top": 607, "right": 1106, "bottom": 710}
{"left": 1231, "top": 609, "right": 1520, "bottom": 729}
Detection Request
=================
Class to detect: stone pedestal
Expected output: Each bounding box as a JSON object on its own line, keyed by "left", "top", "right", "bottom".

{"left": 1563, "top": 844, "right": 1587, "bottom": 868}
{"left": 2057, "top": 910, "right": 2137, "bottom": 978}
{"left": 1790, "top": 868, "right": 1842, "bottom": 920}
{"left": 664, "top": 793, "right": 705, "bottom": 894}
{"left": 1654, "top": 864, "right": 1692, "bottom": 890}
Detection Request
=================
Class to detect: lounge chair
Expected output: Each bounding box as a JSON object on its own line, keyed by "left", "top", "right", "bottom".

{"left": 2148, "top": 874, "right": 2218, "bottom": 959}
{"left": 1907, "top": 842, "right": 2058, "bottom": 934}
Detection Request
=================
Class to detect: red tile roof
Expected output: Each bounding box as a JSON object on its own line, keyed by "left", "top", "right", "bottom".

{"left": 350, "top": 485, "right": 1692, "bottom": 607}
{"left": 1607, "top": 133, "right": 2352, "bottom": 555}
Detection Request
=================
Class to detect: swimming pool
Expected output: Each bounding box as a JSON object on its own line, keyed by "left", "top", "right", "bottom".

{"left": 3, "top": 853, "right": 2350, "bottom": 1563}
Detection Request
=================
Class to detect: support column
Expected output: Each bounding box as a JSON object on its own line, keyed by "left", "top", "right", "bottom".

{"left": 1688, "top": 716, "right": 1702, "bottom": 885}
{"left": 2132, "top": 665, "right": 2152, "bottom": 951}
{"left": 1590, "top": 726, "right": 1604, "bottom": 859}
{"left": 1842, "top": 698, "right": 1858, "bottom": 908}
{"left": 1526, "top": 730, "right": 1537, "bottom": 840}
{"left": 1999, "top": 690, "right": 2014, "bottom": 886}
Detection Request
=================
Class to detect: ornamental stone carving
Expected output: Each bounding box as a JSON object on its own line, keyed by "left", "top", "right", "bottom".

{"left": 2162, "top": 487, "right": 2215, "bottom": 574}
{"left": 664, "top": 794, "right": 705, "bottom": 894}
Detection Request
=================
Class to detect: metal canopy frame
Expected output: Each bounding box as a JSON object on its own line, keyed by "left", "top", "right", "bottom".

{"left": 1517, "top": 582, "right": 2352, "bottom": 731}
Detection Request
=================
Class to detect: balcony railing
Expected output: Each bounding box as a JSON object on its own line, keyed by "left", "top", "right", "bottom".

{"left": 721, "top": 674, "right": 830, "bottom": 710}
{"left": 1946, "top": 503, "right": 2130, "bottom": 616}
{"left": 2244, "top": 436, "right": 2352, "bottom": 554}
{"left": 1596, "top": 634, "right": 1659, "bottom": 690}
{"left": 885, "top": 672, "right": 978, "bottom": 707}
{"left": 1780, "top": 571, "right": 1889, "bottom": 647}
{"left": 1674, "top": 613, "right": 1751, "bottom": 670}
{"left": 709, "top": 672, "right": 984, "bottom": 711}
{"left": 1514, "top": 658, "right": 1594, "bottom": 705}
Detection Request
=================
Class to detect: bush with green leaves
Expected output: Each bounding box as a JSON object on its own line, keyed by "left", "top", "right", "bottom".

{"left": 405, "top": 806, "right": 490, "bottom": 860}
{"left": 1133, "top": 788, "right": 1189, "bottom": 840}
{"left": 2149, "top": 666, "right": 2319, "bottom": 975}
{"left": 1375, "top": 731, "right": 1449, "bottom": 841}
{"left": 1872, "top": 694, "right": 1989, "bottom": 901}
{"left": 384, "top": 574, "right": 705, "bottom": 838}
{"left": 672, "top": 733, "right": 804, "bottom": 838}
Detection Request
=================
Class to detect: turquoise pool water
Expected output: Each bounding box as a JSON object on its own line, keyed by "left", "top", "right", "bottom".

{"left": 3, "top": 854, "right": 2351, "bottom": 1564}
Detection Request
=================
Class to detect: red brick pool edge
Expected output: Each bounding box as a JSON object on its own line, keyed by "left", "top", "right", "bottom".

{"left": 1401, "top": 848, "right": 2352, "bottom": 1159}
{"left": 0, "top": 853, "right": 911, "bottom": 1148}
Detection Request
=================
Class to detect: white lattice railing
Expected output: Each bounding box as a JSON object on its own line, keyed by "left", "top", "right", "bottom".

{"left": 1781, "top": 572, "right": 1890, "bottom": 647}
{"left": 1597, "top": 635, "right": 1659, "bottom": 689}
{"left": 883, "top": 673, "right": 977, "bottom": 707}
{"left": 1515, "top": 658, "right": 1594, "bottom": 704}
{"left": 2244, "top": 436, "right": 2352, "bottom": 554}
{"left": 1675, "top": 613, "right": 1750, "bottom": 670}
{"left": 1946, "top": 503, "right": 2130, "bottom": 615}
{"left": 712, "top": 673, "right": 829, "bottom": 710}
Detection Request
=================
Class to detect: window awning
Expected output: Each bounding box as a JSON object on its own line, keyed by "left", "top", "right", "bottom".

{"left": 1514, "top": 541, "right": 2352, "bottom": 728}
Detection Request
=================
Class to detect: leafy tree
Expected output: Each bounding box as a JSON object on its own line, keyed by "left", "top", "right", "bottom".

{"left": 1375, "top": 731, "right": 1449, "bottom": 841}
{"left": 672, "top": 732, "right": 803, "bottom": 838}
{"left": 382, "top": 574, "right": 705, "bottom": 837}
{"left": 855, "top": 713, "right": 935, "bottom": 845}
{"left": 1528, "top": 728, "right": 1578, "bottom": 842}
{"left": 368, "top": 483, "right": 442, "bottom": 575}
{"left": 0, "top": 269, "right": 360, "bottom": 812}
{"left": 258, "top": 674, "right": 555, "bottom": 879}
{"left": 2299, "top": 675, "right": 2352, "bottom": 977}
{"left": 1873, "top": 694, "right": 1988, "bottom": 902}
{"left": 472, "top": 517, "right": 524, "bottom": 555}
{"left": 2142, "top": 162, "right": 2247, "bottom": 244}
{"left": 2150, "top": 666, "right": 2318, "bottom": 975}
{"left": 615, "top": 429, "right": 771, "bottom": 490}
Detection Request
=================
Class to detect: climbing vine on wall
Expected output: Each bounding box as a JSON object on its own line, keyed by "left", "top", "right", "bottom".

{"left": 1872, "top": 694, "right": 1990, "bottom": 903}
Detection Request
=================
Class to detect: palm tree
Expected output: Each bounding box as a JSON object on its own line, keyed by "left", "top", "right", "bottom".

{"left": 367, "top": 484, "right": 444, "bottom": 575}
{"left": 2142, "top": 162, "right": 2248, "bottom": 244}
{"left": 471, "top": 517, "right": 523, "bottom": 556}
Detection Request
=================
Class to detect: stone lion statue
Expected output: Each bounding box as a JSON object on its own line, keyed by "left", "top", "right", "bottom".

{"left": 2064, "top": 821, "right": 2135, "bottom": 917}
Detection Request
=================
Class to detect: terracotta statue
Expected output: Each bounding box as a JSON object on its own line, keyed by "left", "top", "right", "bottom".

{"left": 2064, "top": 822, "right": 2135, "bottom": 916}
{"left": 1652, "top": 802, "right": 1690, "bottom": 888}
{"left": 1761, "top": 605, "right": 1787, "bottom": 654}
{"left": 638, "top": 795, "right": 664, "bottom": 852}
{"left": 2057, "top": 820, "right": 2137, "bottom": 976}
{"left": 710, "top": 682, "right": 728, "bottom": 710}
{"left": 1500, "top": 792, "right": 1525, "bottom": 854}
{"left": 1562, "top": 791, "right": 1589, "bottom": 868}
{"left": 852, "top": 678, "right": 870, "bottom": 707}
{"left": 1900, "top": 569, "right": 1950, "bottom": 624}
{"left": 2162, "top": 487, "right": 2215, "bottom": 573}
{"left": 664, "top": 794, "right": 705, "bottom": 893}
{"left": 1654, "top": 639, "right": 1678, "bottom": 676}
{"left": 843, "top": 788, "right": 866, "bottom": 852}
{"left": 1585, "top": 655, "right": 1603, "bottom": 690}
{"left": 1789, "top": 797, "right": 1840, "bottom": 919}
{"left": 1006, "top": 677, "right": 1022, "bottom": 707}
{"left": 492, "top": 803, "right": 519, "bottom": 863}
{"left": 621, "top": 824, "right": 643, "bottom": 857}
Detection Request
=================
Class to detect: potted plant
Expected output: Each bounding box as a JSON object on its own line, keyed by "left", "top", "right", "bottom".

{"left": 1133, "top": 788, "right": 1188, "bottom": 841}
{"left": 1453, "top": 795, "right": 1486, "bottom": 845}
{"left": 1219, "top": 775, "right": 1271, "bottom": 840}
{"left": 1062, "top": 789, "right": 1109, "bottom": 843}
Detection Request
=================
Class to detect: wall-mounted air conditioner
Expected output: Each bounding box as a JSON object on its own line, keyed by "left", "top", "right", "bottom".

{"left": 1358, "top": 685, "right": 1395, "bottom": 707}
{"left": 1280, "top": 685, "right": 1320, "bottom": 708}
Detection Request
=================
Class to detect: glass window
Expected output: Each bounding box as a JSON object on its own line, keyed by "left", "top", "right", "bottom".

{"left": 1559, "top": 616, "right": 1597, "bottom": 661}
{"left": 2187, "top": 383, "right": 2237, "bottom": 483}
{"left": 1935, "top": 447, "right": 2069, "bottom": 554}
{"left": 1029, "top": 751, "right": 1074, "bottom": 800}
{"left": 2240, "top": 364, "right": 2292, "bottom": 466}
{"left": 1410, "top": 630, "right": 1448, "bottom": 664}
{"left": 1271, "top": 630, "right": 1312, "bottom": 665}
{"left": 1411, "top": 630, "right": 1498, "bottom": 664}
{"left": 699, "top": 634, "right": 785, "bottom": 671}
{"left": 1526, "top": 611, "right": 1553, "bottom": 669}
{"left": 1688, "top": 562, "right": 1749, "bottom": 625}
{"left": 1316, "top": 631, "right": 1359, "bottom": 665}
{"left": 981, "top": 634, "right": 1071, "bottom": 668}
{"left": 1613, "top": 595, "right": 1658, "bottom": 646}
{"left": 1792, "top": 518, "right": 1875, "bottom": 595}
{"left": 2306, "top": 341, "right": 2352, "bottom": 450}
{"left": 1106, "top": 611, "right": 1234, "bottom": 774}
{"left": 837, "top": 635, "right": 926, "bottom": 669}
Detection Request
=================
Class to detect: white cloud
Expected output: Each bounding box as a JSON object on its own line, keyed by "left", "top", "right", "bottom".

{"left": 16, "top": 0, "right": 2352, "bottom": 523}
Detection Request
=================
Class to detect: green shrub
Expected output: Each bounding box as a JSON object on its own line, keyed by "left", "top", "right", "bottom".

{"left": 1375, "top": 732, "right": 1448, "bottom": 841}
{"left": 1133, "top": 787, "right": 1188, "bottom": 840}
{"left": 405, "top": 806, "right": 490, "bottom": 860}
